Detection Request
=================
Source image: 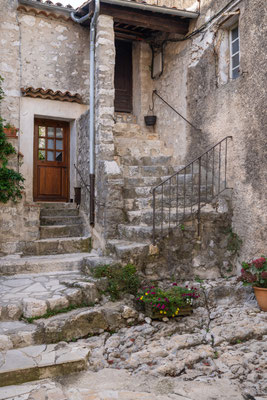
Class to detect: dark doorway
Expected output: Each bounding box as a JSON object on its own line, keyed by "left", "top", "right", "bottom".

{"left": 114, "top": 40, "right": 133, "bottom": 113}
{"left": 33, "top": 119, "right": 69, "bottom": 202}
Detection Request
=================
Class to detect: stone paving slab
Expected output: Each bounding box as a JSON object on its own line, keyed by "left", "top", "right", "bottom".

{"left": 0, "top": 321, "right": 37, "bottom": 350}
{"left": 0, "top": 252, "right": 93, "bottom": 275}
{"left": 0, "top": 271, "right": 99, "bottom": 320}
{"left": 0, "top": 342, "right": 90, "bottom": 387}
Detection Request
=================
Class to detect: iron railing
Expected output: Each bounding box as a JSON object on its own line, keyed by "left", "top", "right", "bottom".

{"left": 152, "top": 136, "right": 232, "bottom": 245}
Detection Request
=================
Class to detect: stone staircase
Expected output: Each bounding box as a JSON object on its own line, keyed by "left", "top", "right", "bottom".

{"left": 0, "top": 202, "right": 123, "bottom": 387}
{"left": 107, "top": 119, "right": 213, "bottom": 262}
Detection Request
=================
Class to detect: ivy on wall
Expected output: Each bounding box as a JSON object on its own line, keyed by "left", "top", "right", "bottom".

{"left": 0, "top": 76, "right": 24, "bottom": 203}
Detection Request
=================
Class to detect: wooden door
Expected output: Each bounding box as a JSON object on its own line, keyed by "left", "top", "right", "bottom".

{"left": 114, "top": 40, "right": 133, "bottom": 113}
{"left": 33, "top": 119, "right": 69, "bottom": 202}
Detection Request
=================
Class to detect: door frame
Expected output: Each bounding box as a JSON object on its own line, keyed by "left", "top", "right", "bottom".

{"left": 33, "top": 118, "right": 70, "bottom": 202}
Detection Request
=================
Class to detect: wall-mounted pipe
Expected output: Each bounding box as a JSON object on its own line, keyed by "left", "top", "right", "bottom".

{"left": 71, "top": 0, "right": 100, "bottom": 226}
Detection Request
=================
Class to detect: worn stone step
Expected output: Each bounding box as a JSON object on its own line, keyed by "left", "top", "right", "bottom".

{"left": 0, "top": 271, "right": 99, "bottom": 321}
{"left": 33, "top": 301, "right": 138, "bottom": 345}
{"left": 0, "top": 252, "right": 92, "bottom": 276}
{"left": 40, "top": 216, "right": 83, "bottom": 226}
{"left": 0, "top": 342, "right": 90, "bottom": 387}
{"left": 23, "top": 236, "right": 91, "bottom": 256}
{"left": 37, "top": 202, "right": 76, "bottom": 209}
{"left": 107, "top": 239, "right": 149, "bottom": 261}
{"left": 82, "top": 256, "right": 116, "bottom": 275}
{"left": 39, "top": 224, "right": 83, "bottom": 239}
{"left": 0, "top": 321, "right": 37, "bottom": 350}
{"left": 119, "top": 155, "right": 174, "bottom": 166}
{"left": 40, "top": 208, "right": 79, "bottom": 217}
{"left": 117, "top": 224, "right": 180, "bottom": 241}
{"left": 126, "top": 207, "right": 197, "bottom": 225}
{"left": 115, "top": 138, "right": 172, "bottom": 158}
{"left": 123, "top": 165, "right": 175, "bottom": 179}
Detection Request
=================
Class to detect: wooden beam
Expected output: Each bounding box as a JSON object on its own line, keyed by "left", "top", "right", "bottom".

{"left": 100, "top": 4, "right": 189, "bottom": 34}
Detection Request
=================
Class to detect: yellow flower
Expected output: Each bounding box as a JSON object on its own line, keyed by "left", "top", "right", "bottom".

{"left": 145, "top": 293, "right": 148, "bottom": 295}
{"left": 140, "top": 296, "right": 143, "bottom": 300}
{"left": 164, "top": 311, "right": 167, "bottom": 314}
{"left": 160, "top": 311, "right": 163, "bottom": 314}
{"left": 172, "top": 314, "right": 175, "bottom": 317}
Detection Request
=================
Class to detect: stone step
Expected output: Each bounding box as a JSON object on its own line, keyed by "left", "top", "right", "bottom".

{"left": 123, "top": 173, "right": 205, "bottom": 189}
{"left": 0, "top": 342, "right": 89, "bottom": 387}
{"left": 40, "top": 208, "right": 79, "bottom": 217}
{"left": 126, "top": 207, "right": 197, "bottom": 225}
{"left": 37, "top": 202, "right": 76, "bottom": 209}
{"left": 0, "top": 321, "right": 37, "bottom": 350}
{"left": 123, "top": 181, "right": 209, "bottom": 199}
{"left": 39, "top": 224, "right": 83, "bottom": 239}
{"left": 117, "top": 223, "right": 181, "bottom": 241}
{"left": 119, "top": 155, "right": 174, "bottom": 166}
{"left": 0, "top": 271, "right": 99, "bottom": 321}
{"left": 32, "top": 301, "right": 138, "bottom": 345}
{"left": 123, "top": 165, "right": 175, "bottom": 178}
{"left": 107, "top": 239, "right": 149, "bottom": 261}
{"left": 23, "top": 236, "right": 91, "bottom": 256}
{"left": 82, "top": 256, "right": 116, "bottom": 275}
{"left": 0, "top": 252, "right": 92, "bottom": 276}
{"left": 40, "top": 216, "right": 83, "bottom": 226}
{"left": 115, "top": 139, "right": 172, "bottom": 158}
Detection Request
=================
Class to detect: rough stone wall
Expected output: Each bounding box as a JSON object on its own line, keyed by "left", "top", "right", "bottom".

{"left": 93, "top": 15, "right": 125, "bottom": 247}
{"left": 18, "top": 7, "right": 90, "bottom": 102}
{"left": 129, "top": 0, "right": 266, "bottom": 262}
{"left": 0, "top": 194, "right": 40, "bottom": 256}
{"left": 145, "top": 197, "right": 237, "bottom": 281}
{"left": 0, "top": 0, "right": 21, "bottom": 130}
{"left": 185, "top": 0, "right": 267, "bottom": 260}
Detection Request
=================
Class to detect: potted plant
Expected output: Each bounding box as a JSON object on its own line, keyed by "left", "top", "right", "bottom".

{"left": 3, "top": 122, "right": 18, "bottom": 137}
{"left": 136, "top": 283, "right": 199, "bottom": 319}
{"left": 237, "top": 256, "right": 267, "bottom": 311}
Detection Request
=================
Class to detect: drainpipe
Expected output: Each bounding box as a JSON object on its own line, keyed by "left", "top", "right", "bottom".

{"left": 71, "top": 0, "right": 100, "bottom": 226}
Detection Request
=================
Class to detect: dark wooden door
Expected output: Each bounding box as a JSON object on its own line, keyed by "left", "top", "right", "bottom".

{"left": 33, "top": 119, "right": 69, "bottom": 202}
{"left": 114, "top": 40, "right": 133, "bottom": 113}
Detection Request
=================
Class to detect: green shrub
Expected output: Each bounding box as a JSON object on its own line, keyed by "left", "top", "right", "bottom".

{"left": 0, "top": 75, "right": 24, "bottom": 203}
{"left": 93, "top": 263, "right": 140, "bottom": 301}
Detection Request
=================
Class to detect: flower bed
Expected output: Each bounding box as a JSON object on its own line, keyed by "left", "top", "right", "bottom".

{"left": 136, "top": 284, "right": 199, "bottom": 319}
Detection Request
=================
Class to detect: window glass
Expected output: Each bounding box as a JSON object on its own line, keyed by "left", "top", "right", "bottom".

{"left": 47, "top": 127, "right": 54, "bottom": 137}
{"left": 39, "top": 127, "right": 46, "bottom": 137}
{"left": 38, "top": 150, "right": 45, "bottom": 160}
{"left": 47, "top": 139, "right": 54, "bottom": 149}
{"left": 39, "top": 138, "right": 45, "bottom": 148}
{"left": 230, "top": 24, "right": 240, "bottom": 79}
{"left": 56, "top": 140, "right": 63, "bottom": 150}
{"left": 56, "top": 152, "right": 63, "bottom": 162}
{"left": 56, "top": 128, "right": 63, "bottom": 138}
{"left": 47, "top": 151, "right": 55, "bottom": 161}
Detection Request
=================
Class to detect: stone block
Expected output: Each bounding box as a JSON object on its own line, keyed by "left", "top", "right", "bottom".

{"left": 23, "top": 298, "right": 47, "bottom": 318}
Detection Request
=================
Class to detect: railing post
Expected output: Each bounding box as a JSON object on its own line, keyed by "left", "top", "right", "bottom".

{"left": 197, "top": 157, "right": 201, "bottom": 236}
{"left": 152, "top": 188, "right": 156, "bottom": 246}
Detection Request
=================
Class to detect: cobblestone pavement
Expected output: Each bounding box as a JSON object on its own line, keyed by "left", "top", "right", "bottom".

{"left": 0, "top": 278, "right": 266, "bottom": 399}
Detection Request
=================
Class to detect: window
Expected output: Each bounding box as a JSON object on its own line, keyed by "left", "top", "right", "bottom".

{"left": 230, "top": 24, "right": 240, "bottom": 79}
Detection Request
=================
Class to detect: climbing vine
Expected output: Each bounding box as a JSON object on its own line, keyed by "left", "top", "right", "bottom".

{"left": 0, "top": 76, "right": 24, "bottom": 203}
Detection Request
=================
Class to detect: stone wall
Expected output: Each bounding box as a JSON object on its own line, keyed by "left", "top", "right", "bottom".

{"left": 0, "top": 194, "right": 40, "bottom": 256}
{"left": 147, "top": 0, "right": 266, "bottom": 260}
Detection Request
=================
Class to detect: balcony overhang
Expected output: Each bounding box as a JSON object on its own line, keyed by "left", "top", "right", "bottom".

{"left": 75, "top": 0, "right": 199, "bottom": 40}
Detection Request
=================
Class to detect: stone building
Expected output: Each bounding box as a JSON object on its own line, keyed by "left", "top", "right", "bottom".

{"left": 0, "top": 0, "right": 266, "bottom": 272}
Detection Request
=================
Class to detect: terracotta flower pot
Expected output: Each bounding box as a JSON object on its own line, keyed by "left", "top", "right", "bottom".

{"left": 253, "top": 287, "right": 267, "bottom": 311}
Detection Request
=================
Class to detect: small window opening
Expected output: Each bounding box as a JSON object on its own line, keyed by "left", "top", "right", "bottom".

{"left": 230, "top": 24, "right": 240, "bottom": 79}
